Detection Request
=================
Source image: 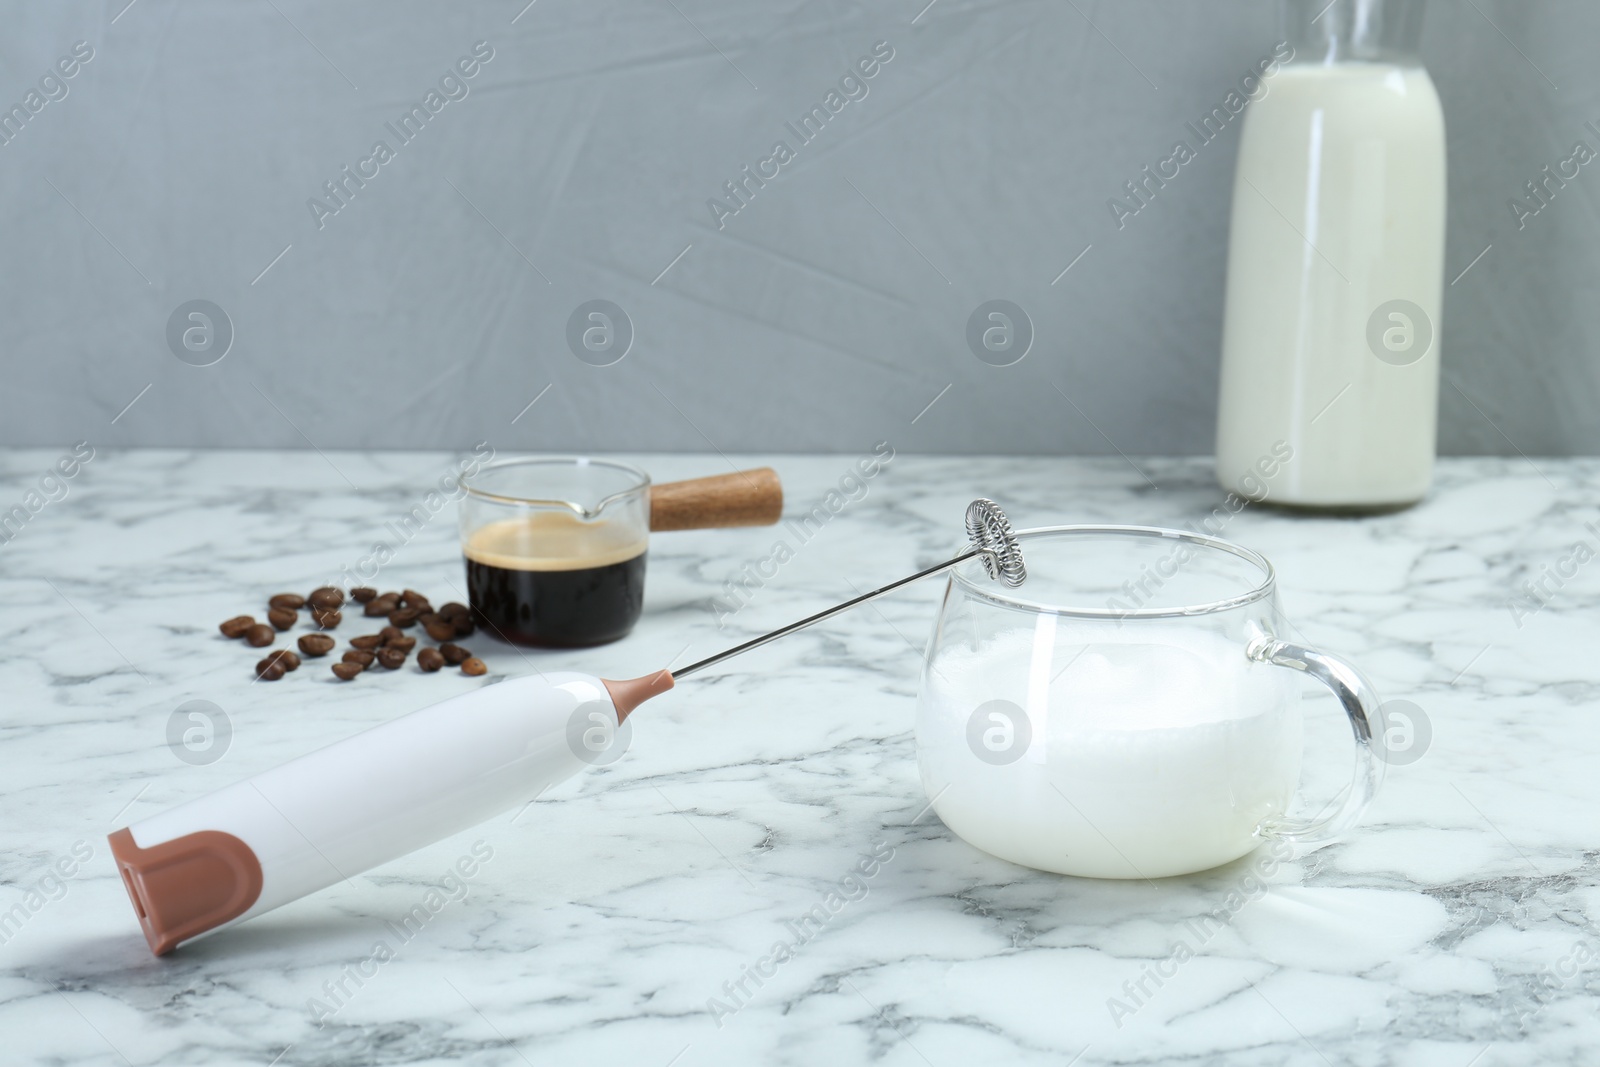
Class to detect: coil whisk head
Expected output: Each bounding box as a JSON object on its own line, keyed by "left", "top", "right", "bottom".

{"left": 964, "top": 499, "right": 1027, "bottom": 587}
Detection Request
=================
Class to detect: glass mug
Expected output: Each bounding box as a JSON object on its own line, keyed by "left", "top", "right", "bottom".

{"left": 916, "top": 526, "right": 1383, "bottom": 879}
{"left": 458, "top": 457, "right": 650, "bottom": 647}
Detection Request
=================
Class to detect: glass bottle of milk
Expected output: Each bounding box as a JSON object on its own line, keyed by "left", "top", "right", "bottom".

{"left": 1215, "top": 0, "right": 1444, "bottom": 508}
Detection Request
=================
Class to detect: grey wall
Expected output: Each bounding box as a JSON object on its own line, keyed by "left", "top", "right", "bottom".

{"left": 1, "top": 0, "right": 1595, "bottom": 456}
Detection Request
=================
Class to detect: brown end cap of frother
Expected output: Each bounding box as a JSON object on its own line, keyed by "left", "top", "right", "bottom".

{"left": 108, "top": 827, "right": 263, "bottom": 957}
{"left": 603, "top": 671, "right": 675, "bottom": 722}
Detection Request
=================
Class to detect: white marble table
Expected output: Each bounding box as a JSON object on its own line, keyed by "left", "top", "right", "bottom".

{"left": 1, "top": 450, "right": 1596, "bottom": 1066}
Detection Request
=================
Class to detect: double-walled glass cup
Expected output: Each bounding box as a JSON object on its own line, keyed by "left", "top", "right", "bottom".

{"left": 917, "top": 526, "right": 1383, "bottom": 879}
{"left": 458, "top": 457, "right": 650, "bottom": 647}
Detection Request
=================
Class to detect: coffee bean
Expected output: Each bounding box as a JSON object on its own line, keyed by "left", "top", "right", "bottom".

{"left": 255, "top": 657, "right": 287, "bottom": 681}
{"left": 364, "top": 596, "right": 397, "bottom": 617}
{"left": 377, "top": 647, "right": 408, "bottom": 670}
{"left": 386, "top": 635, "right": 417, "bottom": 654}
{"left": 350, "top": 587, "right": 378, "bottom": 603}
{"left": 332, "top": 661, "right": 363, "bottom": 681}
{"left": 400, "top": 590, "right": 430, "bottom": 609}
{"left": 349, "top": 634, "right": 383, "bottom": 650}
{"left": 389, "top": 607, "right": 421, "bottom": 628}
{"left": 460, "top": 657, "right": 487, "bottom": 676}
{"left": 269, "top": 593, "right": 306, "bottom": 610}
{"left": 417, "top": 647, "right": 445, "bottom": 672}
{"left": 311, "top": 608, "right": 342, "bottom": 630}
{"left": 423, "top": 619, "right": 456, "bottom": 643}
{"left": 378, "top": 626, "right": 403, "bottom": 643}
{"left": 220, "top": 615, "right": 255, "bottom": 639}
{"left": 257, "top": 648, "right": 299, "bottom": 674}
{"left": 453, "top": 614, "right": 476, "bottom": 637}
{"left": 439, "top": 643, "right": 470, "bottom": 665}
{"left": 309, "top": 586, "right": 345, "bottom": 610}
{"left": 245, "top": 623, "right": 276, "bottom": 647}
{"left": 268, "top": 607, "right": 297, "bottom": 631}
{"left": 342, "top": 650, "right": 374, "bottom": 669}
{"left": 298, "top": 633, "right": 336, "bottom": 657}
{"left": 439, "top": 602, "right": 468, "bottom": 619}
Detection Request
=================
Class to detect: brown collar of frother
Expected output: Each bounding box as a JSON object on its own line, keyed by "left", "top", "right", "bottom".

{"left": 602, "top": 670, "right": 676, "bottom": 722}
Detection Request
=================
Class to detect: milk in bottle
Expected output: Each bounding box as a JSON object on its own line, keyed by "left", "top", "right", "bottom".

{"left": 1216, "top": 0, "right": 1445, "bottom": 508}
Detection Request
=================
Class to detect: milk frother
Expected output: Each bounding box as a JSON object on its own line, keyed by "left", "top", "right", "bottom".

{"left": 111, "top": 500, "right": 1026, "bottom": 955}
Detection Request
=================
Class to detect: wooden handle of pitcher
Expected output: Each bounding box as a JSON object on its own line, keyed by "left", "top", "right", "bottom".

{"left": 649, "top": 468, "right": 783, "bottom": 532}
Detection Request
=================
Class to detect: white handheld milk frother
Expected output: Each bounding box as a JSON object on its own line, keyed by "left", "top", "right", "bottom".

{"left": 110, "top": 501, "right": 1026, "bottom": 955}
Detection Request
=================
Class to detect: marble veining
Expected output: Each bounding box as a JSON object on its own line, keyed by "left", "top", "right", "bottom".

{"left": 1, "top": 450, "right": 1597, "bottom": 1066}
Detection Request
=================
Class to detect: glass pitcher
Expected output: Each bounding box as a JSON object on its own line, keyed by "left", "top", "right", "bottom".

{"left": 916, "top": 526, "right": 1384, "bottom": 879}
{"left": 458, "top": 457, "right": 651, "bottom": 647}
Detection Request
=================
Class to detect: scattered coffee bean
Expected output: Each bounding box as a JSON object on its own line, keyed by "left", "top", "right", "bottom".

{"left": 364, "top": 596, "right": 397, "bottom": 617}
{"left": 227, "top": 587, "right": 485, "bottom": 684}
{"left": 298, "top": 633, "right": 336, "bottom": 657}
{"left": 220, "top": 615, "right": 256, "bottom": 639}
{"left": 256, "top": 649, "right": 299, "bottom": 676}
{"left": 273, "top": 649, "right": 302, "bottom": 672}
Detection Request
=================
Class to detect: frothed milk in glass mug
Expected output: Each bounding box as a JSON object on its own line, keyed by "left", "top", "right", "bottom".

{"left": 916, "top": 526, "right": 1384, "bottom": 879}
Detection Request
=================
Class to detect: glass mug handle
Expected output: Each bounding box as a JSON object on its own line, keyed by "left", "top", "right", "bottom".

{"left": 1247, "top": 634, "right": 1386, "bottom": 849}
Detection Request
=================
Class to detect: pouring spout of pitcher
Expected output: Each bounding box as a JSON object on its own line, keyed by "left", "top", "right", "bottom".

{"left": 603, "top": 670, "right": 676, "bottom": 721}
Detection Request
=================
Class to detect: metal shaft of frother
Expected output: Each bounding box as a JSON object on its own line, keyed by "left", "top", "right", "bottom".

{"left": 672, "top": 499, "right": 1027, "bottom": 680}
{"left": 673, "top": 549, "right": 984, "bottom": 679}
